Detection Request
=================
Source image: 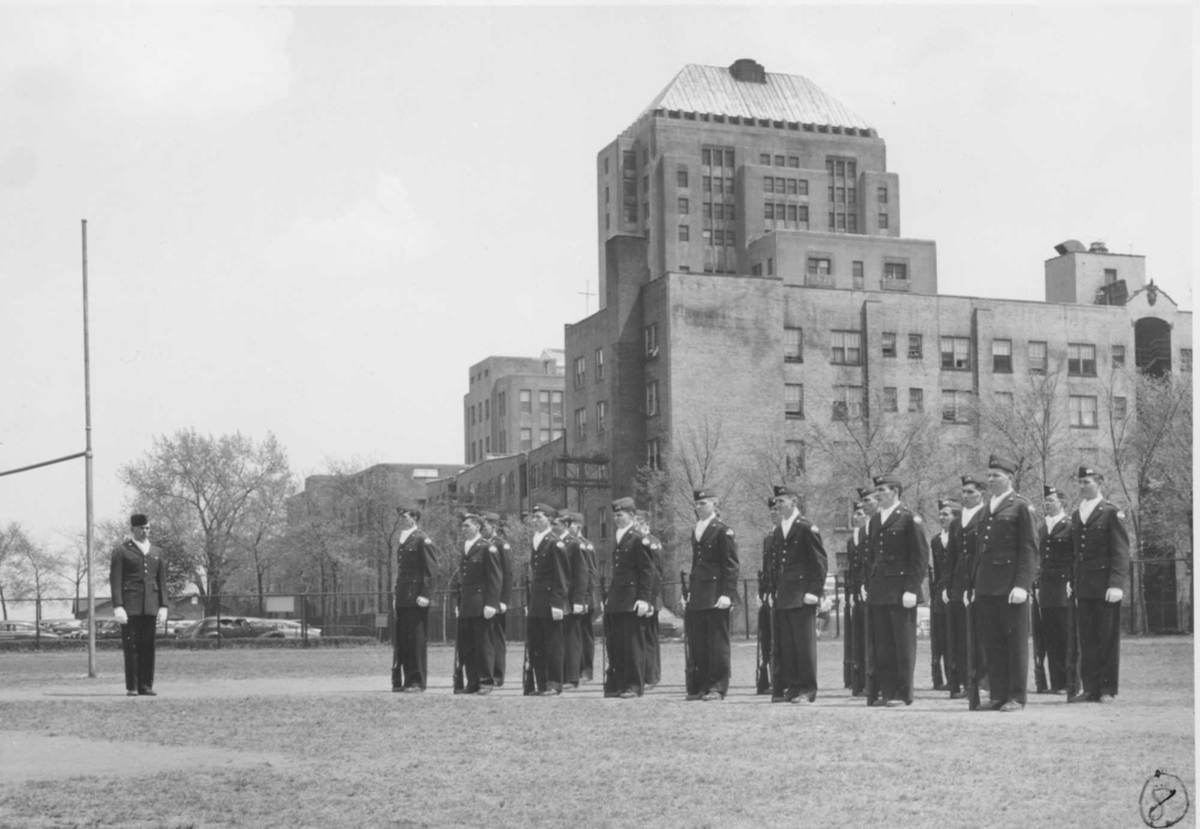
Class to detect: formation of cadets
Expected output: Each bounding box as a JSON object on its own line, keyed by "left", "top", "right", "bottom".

{"left": 391, "top": 456, "right": 1130, "bottom": 709}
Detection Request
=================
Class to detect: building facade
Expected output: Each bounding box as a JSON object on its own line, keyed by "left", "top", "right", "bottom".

{"left": 463, "top": 350, "right": 566, "bottom": 464}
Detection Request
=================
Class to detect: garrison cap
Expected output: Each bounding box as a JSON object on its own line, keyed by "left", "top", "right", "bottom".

{"left": 856, "top": 487, "right": 874, "bottom": 500}
{"left": 773, "top": 485, "right": 798, "bottom": 500}
{"left": 396, "top": 506, "right": 422, "bottom": 521}
{"left": 693, "top": 489, "right": 716, "bottom": 502}
{"left": 460, "top": 513, "right": 482, "bottom": 525}
{"left": 611, "top": 497, "right": 636, "bottom": 514}
{"left": 130, "top": 513, "right": 149, "bottom": 527}
{"left": 1076, "top": 465, "right": 1101, "bottom": 480}
{"left": 960, "top": 474, "right": 985, "bottom": 489}
{"left": 482, "top": 512, "right": 502, "bottom": 524}
{"left": 873, "top": 474, "right": 901, "bottom": 489}
{"left": 564, "top": 511, "right": 584, "bottom": 525}
{"left": 987, "top": 454, "right": 1017, "bottom": 475}
{"left": 937, "top": 498, "right": 962, "bottom": 511}
{"left": 1043, "top": 486, "right": 1059, "bottom": 499}
{"left": 531, "top": 503, "right": 558, "bottom": 519}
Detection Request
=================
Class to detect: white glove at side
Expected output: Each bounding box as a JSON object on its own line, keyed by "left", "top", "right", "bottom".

{"left": 551, "top": 606, "right": 564, "bottom": 621}
{"left": 901, "top": 592, "right": 917, "bottom": 609}
{"left": 633, "top": 600, "right": 651, "bottom": 617}
{"left": 156, "top": 607, "right": 168, "bottom": 625}
{"left": 500, "top": 603, "right": 508, "bottom": 613}
{"left": 416, "top": 596, "right": 430, "bottom": 608}
{"left": 860, "top": 587, "right": 868, "bottom": 602}
{"left": 483, "top": 605, "right": 496, "bottom": 620}
{"left": 113, "top": 607, "right": 128, "bottom": 625}
{"left": 572, "top": 604, "right": 584, "bottom": 615}
{"left": 803, "top": 593, "right": 819, "bottom": 606}
{"left": 1008, "top": 587, "right": 1028, "bottom": 605}
{"left": 714, "top": 595, "right": 732, "bottom": 610}
{"left": 1105, "top": 587, "right": 1124, "bottom": 603}
{"left": 941, "top": 589, "right": 950, "bottom": 605}
{"left": 962, "top": 591, "right": 972, "bottom": 607}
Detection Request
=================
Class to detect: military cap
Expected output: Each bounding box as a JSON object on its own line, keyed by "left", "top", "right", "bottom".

{"left": 1076, "top": 465, "right": 1102, "bottom": 480}
{"left": 987, "top": 454, "right": 1016, "bottom": 475}
{"left": 1042, "top": 486, "right": 1059, "bottom": 499}
{"left": 960, "top": 473, "right": 985, "bottom": 489}
{"left": 460, "top": 513, "right": 482, "bottom": 525}
{"left": 873, "top": 474, "right": 901, "bottom": 489}
{"left": 531, "top": 503, "right": 558, "bottom": 519}
{"left": 563, "top": 511, "right": 584, "bottom": 525}
{"left": 481, "top": 512, "right": 502, "bottom": 524}
{"left": 396, "top": 506, "right": 422, "bottom": 521}
{"left": 937, "top": 498, "right": 962, "bottom": 511}
{"left": 611, "top": 497, "right": 636, "bottom": 513}
{"left": 856, "top": 487, "right": 874, "bottom": 500}
{"left": 130, "top": 513, "right": 149, "bottom": 527}
{"left": 634, "top": 509, "right": 650, "bottom": 521}
{"left": 693, "top": 488, "right": 716, "bottom": 502}
{"left": 852, "top": 500, "right": 866, "bottom": 511}
{"left": 773, "top": 485, "right": 798, "bottom": 500}
{"left": 766, "top": 497, "right": 778, "bottom": 508}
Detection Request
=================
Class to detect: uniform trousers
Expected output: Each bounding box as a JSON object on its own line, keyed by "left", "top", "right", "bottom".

{"left": 527, "top": 616, "right": 564, "bottom": 692}
{"left": 757, "top": 603, "right": 773, "bottom": 694}
{"left": 975, "top": 596, "right": 1029, "bottom": 707}
{"left": 930, "top": 607, "right": 949, "bottom": 687}
{"left": 641, "top": 612, "right": 661, "bottom": 686}
{"left": 489, "top": 612, "right": 507, "bottom": 686}
{"left": 868, "top": 604, "right": 917, "bottom": 704}
{"left": 392, "top": 606, "right": 428, "bottom": 690}
{"left": 605, "top": 611, "right": 645, "bottom": 695}
{"left": 773, "top": 605, "right": 818, "bottom": 701}
{"left": 563, "top": 613, "right": 583, "bottom": 686}
{"left": 946, "top": 602, "right": 968, "bottom": 692}
{"left": 120, "top": 614, "right": 159, "bottom": 692}
{"left": 579, "top": 610, "right": 595, "bottom": 681}
{"left": 685, "top": 608, "right": 731, "bottom": 697}
{"left": 850, "top": 600, "right": 867, "bottom": 695}
{"left": 1077, "top": 599, "right": 1121, "bottom": 699}
{"left": 1040, "top": 605, "right": 1070, "bottom": 691}
{"left": 457, "top": 616, "right": 495, "bottom": 692}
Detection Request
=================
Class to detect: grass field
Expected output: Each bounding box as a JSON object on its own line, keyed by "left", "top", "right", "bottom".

{"left": 0, "top": 636, "right": 1193, "bottom": 828}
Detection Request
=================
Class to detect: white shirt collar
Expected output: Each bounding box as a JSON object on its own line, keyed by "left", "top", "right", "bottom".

{"left": 780, "top": 510, "right": 799, "bottom": 537}
{"left": 852, "top": 526, "right": 860, "bottom": 544}
{"left": 938, "top": 529, "right": 949, "bottom": 546}
{"left": 1078, "top": 496, "right": 1103, "bottom": 523}
{"left": 615, "top": 523, "right": 632, "bottom": 544}
{"left": 463, "top": 536, "right": 480, "bottom": 554}
{"left": 398, "top": 527, "right": 415, "bottom": 544}
{"left": 878, "top": 502, "right": 899, "bottom": 525}
{"left": 131, "top": 538, "right": 150, "bottom": 554}
{"left": 961, "top": 503, "right": 982, "bottom": 525}
{"left": 694, "top": 514, "right": 715, "bottom": 540}
{"left": 532, "top": 528, "right": 550, "bottom": 549}
{"left": 989, "top": 489, "right": 1014, "bottom": 512}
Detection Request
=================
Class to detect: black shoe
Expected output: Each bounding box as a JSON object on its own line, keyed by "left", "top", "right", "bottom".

{"left": 537, "top": 689, "right": 561, "bottom": 697}
{"left": 949, "top": 690, "right": 967, "bottom": 700}
{"left": 477, "top": 685, "right": 494, "bottom": 696}
{"left": 685, "top": 693, "right": 703, "bottom": 701}
{"left": 701, "top": 691, "right": 723, "bottom": 701}
{"left": 618, "top": 690, "right": 637, "bottom": 699}
{"left": 998, "top": 700, "right": 1024, "bottom": 712}
{"left": 137, "top": 689, "right": 157, "bottom": 696}
{"left": 770, "top": 695, "right": 787, "bottom": 703}
{"left": 1098, "top": 694, "right": 1116, "bottom": 704}
{"left": 126, "top": 690, "right": 138, "bottom": 697}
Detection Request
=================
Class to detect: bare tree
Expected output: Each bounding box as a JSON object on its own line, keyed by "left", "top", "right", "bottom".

{"left": 979, "top": 367, "right": 1072, "bottom": 494}
{"left": 0, "top": 523, "right": 38, "bottom": 619}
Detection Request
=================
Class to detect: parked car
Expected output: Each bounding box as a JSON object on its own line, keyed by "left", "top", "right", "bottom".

{"left": 253, "top": 619, "right": 321, "bottom": 639}
{"left": 0, "top": 620, "right": 60, "bottom": 640}
{"left": 177, "top": 616, "right": 268, "bottom": 640}
{"left": 64, "top": 619, "right": 123, "bottom": 639}
{"left": 42, "top": 618, "right": 84, "bottom": 636}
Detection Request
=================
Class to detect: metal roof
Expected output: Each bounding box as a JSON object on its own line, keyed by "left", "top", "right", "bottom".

{"left": 643, "top": 64, "right": 871, "bottom": 130}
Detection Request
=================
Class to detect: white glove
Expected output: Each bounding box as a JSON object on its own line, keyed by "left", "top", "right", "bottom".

{"left": 1034, "top": 588, "right": 1040, "bottom": 604}
{"left": 859, "top": 587, "right": 868, "bottom": 602}
{"left": 678, "top": 596, "right": 686, "bottom": 611}
{"left": 714, "top": 595, "right": 732, "bottom": 610}
{"left": 523, "top": 606, "right": 529, "bottom": 616}
{"left": 1009, "top": 587, "right": 1028, "bottom": 605}
{"left": 901, "top": 592, "right": 917, "bottom": 609}
{"left": 1066, "top": 583, "right": 1072, "bottom": 599}
{"left": 634, "top": 600, "right": 650, "bottom": 617}
{"left": 962, "top": 591, "right": 972, "bottom": 607}
{"left": 803, "top": 593, "right": 819, "bottom": 606}
{"left": 113, "top": 607, "right": 128, "bottom": 625}
{"left": 483, "top": 605, "right": 496, "bottom": 620}
{"left": 551, "top": 606, "right": 564, "bottom": 621}
{"left": 500, "top": 602, "right": 508, "bottom": 613}
{"left": 453, "top": 605, "right": 460, "bottom": 618}
{"left": 156, "top": 607, "right": 168, "bottom": 625}
{"left": 416, "top": 596, "right": 430, "bottom": 608}
{"left": 1105, "top": 587, "right": 1124, "bottom": 603}
{"left": 572, "top": 604, "right": 584, "bottom": 615}
{"left": 941, "top": 589, "right": 950, "bottom": 605}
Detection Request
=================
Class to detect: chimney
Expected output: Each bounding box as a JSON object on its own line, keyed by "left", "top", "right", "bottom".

{"left": 1088, "top": 241, "right": 1109, "bottom": 254}
{"left": 729, "top": 59, "right": 767, "bottom": 84}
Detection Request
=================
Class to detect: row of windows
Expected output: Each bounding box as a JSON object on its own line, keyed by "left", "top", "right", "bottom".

{"left": 573, "top": 401, "right": 610, "bottom": 440}
{"left": 764, "top": 177, "right": 810, "bottom": 196}
{"left": 572, "top": 349, "right": 606, "bottom": 389}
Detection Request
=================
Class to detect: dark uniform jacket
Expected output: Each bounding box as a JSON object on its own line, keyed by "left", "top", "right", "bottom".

{"left": 394, "top": 530, "right": 437, "bottom": 608}
{"left": 644, "top": 533, "right": 665, "bottom": 608}
{"left": 1036, "top": 515, "right": 1074, "bottom": 607}
{"left": 972, "top": 493, "right": 1037, "bottom": 597}
{"left": 492, "top": 533, "right": 513, "bottom": 609}
{"left": 457, "top": 538, "right": 503, "bottom": 618}
{"left": 770, "top": 516, "right": 828, "bottom": 610}
{"left": 563, "top": 536, "right": 589, "bottom": 610}
{"left": 951, "top": 507, "right": 983, "bottom": 600}
{"left": 865, "top": 505, "right": 929, "bottom": 606}
{"left": 689, "top": 519, "right": 740, "bottom": 608}
{"left": 608, "top": 527, "right": 655, "bottom": 612}
{"left": 844, "top": 528, "right": 866, "bottom": 595}
{"left": 528, "top": 532, "right": 569, "bottom": 618}
{"left": 930, "top": 531, "right": 952, "bottom": 611}
{"left": 110, "top": 540, "right": 167, "bottom": 616}
{"left": 1070, "top": 500, "right": 1131, "bottom": 600}
{"left": 576, "top": 534, "right": 597, "bottom": 610}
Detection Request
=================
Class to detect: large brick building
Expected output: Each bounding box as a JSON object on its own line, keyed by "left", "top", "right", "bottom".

{"left": 463, "top": 349, "right": 565, "bottom": 464}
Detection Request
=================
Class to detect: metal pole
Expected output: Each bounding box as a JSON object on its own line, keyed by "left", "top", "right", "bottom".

{"left": 82, "top": 219, "right": 97, "bottom": 678}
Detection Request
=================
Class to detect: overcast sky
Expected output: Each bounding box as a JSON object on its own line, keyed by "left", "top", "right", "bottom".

{"left": 1, "top": 3, "right": 1193, "bottom": 552}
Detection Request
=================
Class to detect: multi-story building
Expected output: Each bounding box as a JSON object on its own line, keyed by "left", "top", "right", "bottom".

{"left": 463, "top": 350, "right": 565, "bottom": 464}
{"left": 566, "top": 59, "right": 1192, "bottom": 613}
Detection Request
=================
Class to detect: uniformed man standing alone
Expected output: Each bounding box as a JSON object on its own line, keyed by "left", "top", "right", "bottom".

{"left": 1069, "top": 466, "right": 1130, "bottom": 704}
{"left": 768, "top": 488, "right": 827, "bottom": 704}
{"left": 110, "top": 513, "right": 169, "bottom": 696}
{"left": 392, "top": 507, "right": 437, "bottom": 693}
{"left": 1036, "top": 486, "right": 1073, "bottom": 694}
{"left": 684, "top": 490, "right": 740, "bottom": 701}
{"left": 972, "top": 455, "right": 1037, "bottom": 712}
{"left": 526, "top": 504, "right": 569, "bottom": 696}
{"left": 862, "top": 475, "right": 928, "bottom": 707}
{"left": 455, "top": 514, "right": 502, "bottom": 694}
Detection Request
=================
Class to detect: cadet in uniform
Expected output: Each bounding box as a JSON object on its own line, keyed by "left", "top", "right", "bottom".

{"left": 526, "top": 504, "right": 569, "bottom": 695}
{"left": 768, "top": 488, "right": 828, "bottom": 704}
{"left": 1036, "top": 486, "right": 1073, "bottom": 694}
{"left": 973, "top": 455, "right": 1037, "bottom": 712}
{"left": 928, "top": 499, "right": 958, "bottom": 691}
{"left": 848, "top": 488, "right": 875, "bottom": 696}
{"left": 758, "top": 493, "right": 781, "bottom": 695}
{"left": 635, "top": 510, "right": 665, "bottom": 687}
{"left": 862, "top": 475, "right": 928, "bottom": 707}
{"left": 560, "top": 512, "right": 588, "bottom": 689}
{"left": 684, "top": 490, "right": 740, "bottom": 701}
{"left": 392, "top": 507, "right": 438, "bottom": 692}
{"left": 455, "top": 514, "right": 502, "bottom": 694}
{"left": 606, "top": 498, "right": 655, "bottom": 698}
{"left": 948, "top": 475, "right": 986, "bottom": 700}
{"left": 481, "top": 512, "right": 512, "bottom": 687}
{"left": 1069, "top": 466, "right": 1130, "bottom": 703}
{"left": 565, "top": 512, "right": 598, "bottom": 683}
{"left": 110, "top": 513, "right": 169, "bottom": 696}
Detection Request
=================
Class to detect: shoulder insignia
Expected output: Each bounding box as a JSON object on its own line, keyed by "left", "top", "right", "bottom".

{"left": 726, "top": 528, "right": 735, "bottom": 537}
{"left": 642, "top": 537, "right": 652, "bottom": 546}
{"left": 913, "top": 515, "right": 924, "bottom": 525}
{"left": 488, "top": 545, "right": 497, "bottom": 554}
{"left": 502, "top": 543, "right": 511, "bottom": 551}
{"left": 1116, "top": 510, "right": 1126, "bottom": 520}
{"left": 811, "top": 525, "right": 820, "bottom": 534}
{"left": 651, "top": 543, "right": 661, "bottom": 551}
{"left": 556, "top": 541, "right": 565, "bottom": 549}
{"left": 423, "top": 538, "right": 433, "bottom": 546}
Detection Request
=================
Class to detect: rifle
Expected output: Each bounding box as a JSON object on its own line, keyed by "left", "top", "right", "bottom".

{"left": 843, "top": 571, "right": 854, "bottom": 690}
{"left": 452, "top": 584, "right": 465, "bottom": 694}
{"left": 522, "top": 579, "right": 535, "bottom": 696}
{"left": 1031, "top": 589, "right": 1048, "bottom": 693}
{"left": 755, "top": 569, "right": 770, "bottom": 694}
{"left": 965, "top": 596, "right": 980, "bottom": 711}
{"left": 599, "top": 575, "right": 616, "bottom": 696}
{"left": 681, "top": 569, "right": 697, "bottom": 696}
{"left": 1065, "top": 589, "right": 1081, "bottom": 700}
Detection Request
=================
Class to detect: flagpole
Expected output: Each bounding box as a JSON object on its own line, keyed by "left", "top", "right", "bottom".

{"left": 82, "top": 219, "right": 97, "bottom": 678}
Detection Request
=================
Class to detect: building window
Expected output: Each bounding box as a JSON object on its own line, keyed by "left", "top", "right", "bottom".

{"left": 785, "top": 440, "right": 806, "bottom": 477}
{"left": 644, "top": 323, "right": 659, "bottom": 357}
{"left": 595, "top": 348, "right": 605, "bottom": 381}
{"left": 774, "top": 155, "right": 785, "bottom": 166}
{"left": 574, "top": 407, "right": 587, "bottom": 441}
{"left": 678, "top": 224, "right": 689, "bottom": 242}
{"left": 784, "top": 326, "right": 804, "bottom": 362}
{"left": 538, "top": 428, "right": 551, "bottom": 446}
{"left": 1113, "top": 396, "right": 1127, "bottom": 420}
{"left": 1104, "top": 268, "right": 1117, "bottom": 284}
{"left": 882, "top": 262, "right": 907, "bottom": 286}
{"left": 908, "top": 334, "right": 924, "bottom": 360}
{"left": 788, "top": 156, "right": 799, "bottom": 168}
{"left": 598, "top": 507, "right": 608, "bottom": 540}
{"left": 760, "top": 153, "right": 771, "bottom": 165}
{"left": 519, "top": 389, "right": 532, "bottom": 413}
{"left": 520, "top": 428, "right": 532, "bottom": 452}
{"left": 596, "top": 400, "right": 608, "bottom": 433}
{"left": 878, "top": 186, "right": 888, "bottom": 204}
{"left": 878, "top": 213, "right": 889, "bottom": 230}
{"left": 992, "top": 339, "right": 1013, "bottom": 373}
{"left": 1181, "top": 348, "right": 1192, "bottom": 372}
{"left": 882, "top": 332, "right": 897, "bottom": 358}
{"left": 485, "top": 436, "right": 490, "bottom": 453}
{"left": 469, "top": 405, "right": 475, "bottom": 426}
{"left": 676, "top": 197, "right": 689, "bottom": 214}
{"left": 941, "top": 390, "right": 972, "bottom": 423}
{"left": 908, "top": 388, "right": 924, "bottom": 413}
{"left": 940, "top": 336, "right": 971, "bottom": 371}
{"left": 883, "top": 387, "right": 898, "bottom": 413}
{"left": 767, "top": 258, "right": 774, "bottom": 276}
{"left": 806, "top": 257, "right": 832, "bottom": 287}
{"left": 646, "top": 439, "right": 662, "bottom": 471}
{"left": 832, "top": 385, "right": 863, "bottom": 420}
{"left": 764, "top": 177, "right": 775, "bottom": 193}
{"left": 1069, "top": 395, "right": 1098, "bottom": 428}
{"left": 573, "top": 356, "right": 586, "bottom": 389}
{"left": 1111, "top": 345, "right": 1125, "bottom": 369}
{"left": 485, "top": 399, "right": 490, "bottom": 419}
{"left": 764, "top": 203, "right": 774, "bottom": 220}
{"left": 551, "top": 391, "right": 563, "bottom": 423}
{"left": 677, "top": 169, "right": 688, "bottom": 187}
{"left": 1068, "top": 343, "right": 1097, "bottom": 377}
{"left": 1028, "top": 341, "right": 1048, "bottom": 374}
{"left": 785, "top": 383, "right": 804, "bottom": 419}
{"left": 646, "top": 381, "right": 659, "bottom": 416}
{"left": 499, "top": 431, "right": 507, "bottom": 454}
{"left": 852, "top": 261, "right": 864, "bottom": 289}
{"left": 831, "top": 330, "right": 862, "bottom": 365}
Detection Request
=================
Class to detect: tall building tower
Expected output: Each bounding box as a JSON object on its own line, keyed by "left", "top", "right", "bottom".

{"left": 463, "top": 350, "right": 565, "bottom": 464}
